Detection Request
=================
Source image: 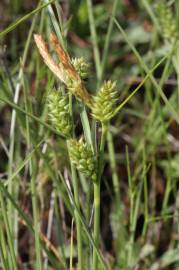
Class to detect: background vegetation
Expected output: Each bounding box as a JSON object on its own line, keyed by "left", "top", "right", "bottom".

{"left": 1, "top": 0, "right": 179, "bottom": 269}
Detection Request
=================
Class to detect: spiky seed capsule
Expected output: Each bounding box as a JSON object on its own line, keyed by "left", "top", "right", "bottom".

{"left": 91, "top": 80, "right": 118, "bottom": 123}
{"left": 68, "top": 138, "right": 97, "bottom": 182}
{"left": 71, "top": 57, "right": 90, "bottom": 79}
{"left": 155, "top": 1, "right": 177, "bottom": 43}
{"left": 47, "top": 90, "right": 72, "bottom": 137}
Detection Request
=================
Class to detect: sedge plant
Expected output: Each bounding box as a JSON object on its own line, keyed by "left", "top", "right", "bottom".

{"left": 34, "top": 32, "right": 119, "bottom": 269}
{"left": 2, "top": 1, "right": 179, "bottom": 269}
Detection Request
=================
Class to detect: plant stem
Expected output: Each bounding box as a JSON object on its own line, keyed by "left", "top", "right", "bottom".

{"left": 99, "top": 0, "right": 119, "bottom": 82}
{"left": 0, "top": 215, "right": 9, "bottom": 269}
{"left": 107, "top": 130, "right": 120, "bottom": 203}
{"left": 93, "top": 123, "right": 107, "bottom": 269}
{"left": 98, "top": 124, "right": 108, "bottom": 180}
{"left": 21, "top": 66, "right": 42, "bottom": 270}
{"left": 93, "top": 181, "right": 101, "bottom": 269}
{"left": 7, "top": 13, "right": 37, "bottom": 252}
{"left": 69, "top": 154, "right": 83, "bottom": 270}
{"left": 0, "top": 188, "right": 18, "bottom": 270}
{"left": 86, "top": 0, "right": 101, "bottom": 80}
{"left": 68, "top": 93, "right": 83, "bottom": 269}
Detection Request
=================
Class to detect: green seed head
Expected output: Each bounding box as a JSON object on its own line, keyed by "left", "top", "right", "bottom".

{"left": 155, "top": 1, "right": 177, "bottom": 43}
{"left": 68, "top": 138, "right": 97, "bottom": 182}
{"left": 71, "top": 57, "right": 90, "bottom": 79}
{"left": 91, "top": 80, "right": 118, "bottom": 123}
{"left": 47, "top": 89, "right": 72, "bottom": 137}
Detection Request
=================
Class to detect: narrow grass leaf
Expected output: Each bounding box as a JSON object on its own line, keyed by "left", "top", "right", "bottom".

{"left": 114, "top": 18, "right": 179, "bottom": 124}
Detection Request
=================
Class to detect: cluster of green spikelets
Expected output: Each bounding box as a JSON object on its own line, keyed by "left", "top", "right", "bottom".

{"left": 155, "top": 1, "right": 177, "bottom": 43}
{"left": 92, "top": 80, "right": 118, "bottom": 123}
{"left": 47, "top": 90, "right": 72, "bottom": 137}
{"left": 68, "top": 138, "right": 97, "bottom": 182}
{"left": 71, "top": 57, "right": 90, "bottom": 79}
{"left": 47, "top": 57, "right": 118, "bottom": 181}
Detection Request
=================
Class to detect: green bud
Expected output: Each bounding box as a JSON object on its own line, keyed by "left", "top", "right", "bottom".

{"left": 47, "top": 89, "right": 72, "bottom": 137}
{"left": 91, "top": 80, "right": 118, "bottom": 123}
{"left": 68, "top": 139, "right": 97, "bottom": 182}
{"left": 155, "top": 1, "right": 177, "bottom": 43}
{"left": 71, "top": 57, "right": 90, "bottom": 79}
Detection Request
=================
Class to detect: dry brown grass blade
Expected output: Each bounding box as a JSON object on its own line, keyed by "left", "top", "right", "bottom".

{"left": 34, "top": 34, "right": 65, "bottom": 83}
{"left": 34, "top": 33, "right": 92, "bottom": 107}
{"left": 49, "top": 33, "right": 93, "bottom": 106}
{"left": 50, "top": 32, "right": 78, "bottom": 81}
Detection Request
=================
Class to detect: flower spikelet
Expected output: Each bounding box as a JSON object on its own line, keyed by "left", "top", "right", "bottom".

{"left": 71, "top": 57, "right": 90, "bottom": 79}
{"left": 47, "top": 89, "right": 72, "bottom": 137}
{"left": 91, "top": 80, "right": 118, "bottom": 123}
{"left": 68, "top": 138, "right": 97, "bottom": 182}
{"left": 155, "top": 1, "right": 177, "bottom": 43}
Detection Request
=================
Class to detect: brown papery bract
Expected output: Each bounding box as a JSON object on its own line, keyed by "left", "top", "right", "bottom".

{"left": 34, "top": 33, "right": 92, "bottom": 107}
{"left": 50, "top": 33, "right": 78, "bottom": 81}
{"left": 34, "top": 34, "right": 65, "bottom": 83}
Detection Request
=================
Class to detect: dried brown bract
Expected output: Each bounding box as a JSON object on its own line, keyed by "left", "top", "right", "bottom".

{"left": 34, "top": 34, "right": 65, "bottom": 82}
{"left": 34, "top": 33, "right": 92, "bottom": 107}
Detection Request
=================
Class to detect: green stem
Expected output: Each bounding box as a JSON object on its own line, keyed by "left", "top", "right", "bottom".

{"left": 93, "top": 123, "right": 107, "bottom": 270}
{"left": 21, "top": 64, "right": 42, "bottom": 270}
{"left": 86, "top": 181, "right": 92, "bottom": 223}
{"left": 99, "top": 0, "right": 119, "bottom": 82}
{"left": 86, "top": 0, "right": 101, "bottom": 80}
{"left": 98, "top": 124, "right": 107, "bottom": 180}
{"left": 67, "top": 141, "right": 83, "bottom": 270}
{"left": 0, "top": 188, "right": 18, "bottom": 270}
{"left": 93, "top": 182, "right": 101, "bottom": 269}
{"left": 0, "top": 215, "right": 9, "bottom": 269}
{"left": 107, "top": 130, "right": 120, "bottom": 203}
{"left": 68, "top": 93, "right": 83, "bottom": 269}
{"left": 31, "top": 172, "right": 42, "bottom": 270}
{"left": 7, "top": 12, "right": 37, "bottom": 253}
